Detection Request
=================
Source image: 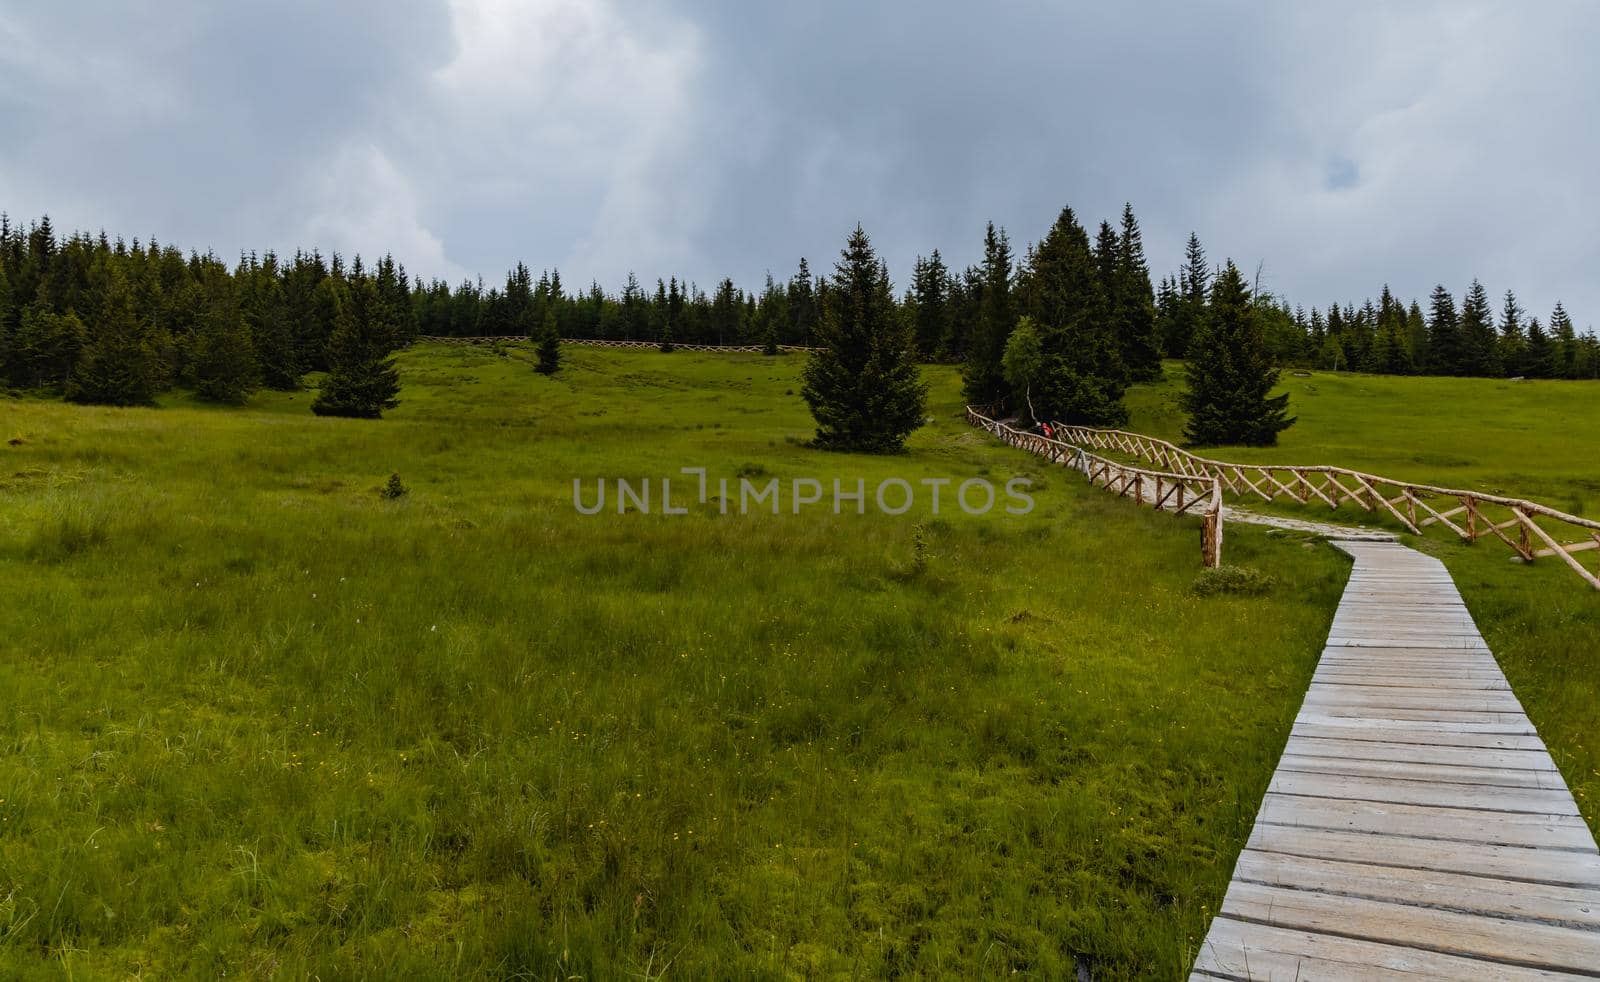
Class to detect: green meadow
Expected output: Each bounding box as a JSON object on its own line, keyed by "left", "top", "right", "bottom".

{"left": 0, "top": 344, "right": 1353, "bottom": 979}
{"left": 2, "top": 346, "right": 1597, "bottom": 979}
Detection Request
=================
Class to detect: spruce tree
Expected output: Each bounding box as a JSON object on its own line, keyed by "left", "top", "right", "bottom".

{"left": 1550, "top": 302, "right": 1578, "bottom": 378}
{"left": 311, "top": 278, "right": 400, "bottom": 419}
{"left": 191, "top": 279, "right": 259, "bottom": 404}
{"left": 535, "top": 304, "right": 561, "bottom": 374}
{"left": 67, "top": 268, "right": 159, "bottom": 406}
{"left": 1019, "top": 206, "right": 1127, "bottom": 424}
{"left": 1406, "top": 301, "right": 1428, "bottom": 365}
{"left": 1182, "top": 260, "right": 1293, "bottom": 446}
{"left": 1524, "top": 317, "right": 1553, "bottom": 378}
{"left": 1497, "top": 290, "right": 1526, "bottom": 377}
{"left": 801, "top": 225, "right": 927, "bottom": 453}
{"left": 788, "top": 258, "right": 818, "bottom": 346}
{"left": 1425, "top": 285, "right": 1461, "bottom": 375}
{"left": 1113, "top": 203, "right": 1162, "bottom": 381}
{"left": 758, "top": 272, "right": 784, "bottom": 356}
{"left": 911, "top": 250, "right": 949, "bottom": 358}
{"left": 961, "top": 222, "right": 1014, "bottom": 408}
{"left": 1165, "top": 233, "right": 1208, "bottom": 357}
{"left": 711, "top": 278, "right": 739, "bottom": 345}
{"left": 1458, "top": 279, "right": 1499, "bottom": 376}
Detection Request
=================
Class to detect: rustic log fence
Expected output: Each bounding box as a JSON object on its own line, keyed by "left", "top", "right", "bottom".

{"left": 416, "top": 335, "right": 821, "bottom": 354}
{"left": 966, "top": 407, "right": 1224, "bottom": 568}
{"left": 1047, "top": 422, "right": 1600, "bottom": 591}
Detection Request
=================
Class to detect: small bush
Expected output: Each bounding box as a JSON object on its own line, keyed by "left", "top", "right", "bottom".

{"left": 1191, "top": 564, "right": 1275, "bottom": 597}
{"left": 890, "top": 523, "right": 933, "bottom": 580}
{"left": 381, "top": 473, "right": 409, "bottom": 499}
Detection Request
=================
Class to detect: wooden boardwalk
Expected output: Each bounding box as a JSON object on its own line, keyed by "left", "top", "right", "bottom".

{"left": 1192, "top": 539, "right": 1600, "bottom": 980}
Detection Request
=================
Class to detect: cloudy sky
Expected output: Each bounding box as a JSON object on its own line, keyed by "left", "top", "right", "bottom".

{"left": 2, "top": 1, "right": 1595, "bottom": 324}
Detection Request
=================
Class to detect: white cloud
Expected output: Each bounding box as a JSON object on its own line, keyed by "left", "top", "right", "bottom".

{"left": 297, "top": 143, "right": 466, "bottom": 282}
{"left": 419, "top": 0, "right": 705, "bottom": 283}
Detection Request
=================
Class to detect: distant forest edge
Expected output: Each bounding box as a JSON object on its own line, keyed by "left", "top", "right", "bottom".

{"left": 1, "top": 207, "right": 1596, "bottom": 411}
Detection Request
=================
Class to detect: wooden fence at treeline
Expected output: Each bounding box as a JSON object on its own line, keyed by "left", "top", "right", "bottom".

{"left": 965, "top": 407, "right": 1225, "bottom": 568}
{"left": 416, "top": 335, "right": 821, "bottom": 354}
{"left": 1045, "top": 421, "right": 1600, "bottom": 590}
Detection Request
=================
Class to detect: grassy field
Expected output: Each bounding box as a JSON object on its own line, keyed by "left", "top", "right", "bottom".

{"left": 0, "top": 345, "right": 1351, "bottom": 979}
{"left": 1127, "top": 362, "right": 1600, "bottom": 832}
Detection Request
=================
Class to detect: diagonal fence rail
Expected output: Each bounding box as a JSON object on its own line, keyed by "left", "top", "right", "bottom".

{"left": 966, "top": 407, "right": 1224, "bottom": 567}
{"left": 1047, "top": 422, "right": 1600, "bottom": 591}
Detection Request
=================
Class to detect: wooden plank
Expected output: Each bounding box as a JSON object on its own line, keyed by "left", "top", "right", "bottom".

{"left": 1299, "top": 705, "right": 1537, "bottom": 725}
{"left": 1232, "top": 849, "right": 1600, "bottom": 929}
{"left": 1282, "top": 736, "right": 1557, "bottom": 772}
{"left": 1290, "top": 721, "right": 1544, "bottom": 749}
{"left": 1305, "top": 678, "right": 1504, "bottom": 694}
{"left": 1267, "top": 772, "right": 1580, "bottom": 816}
{"left": 1257, "top": 793, "right": 1596, "bottom": 850}
{"left": 1193, "top": 916, "right": 1581, "bottom": 980}
{"left": 1219, "top": 881, "right": 1600, "bottom": 974}
{"left": 1247, "top": 825, "right": 1600, "bottom": 889}
{"left": 1277, "top": 753, "right": 1566, "bottom": 790}
{"left": 1292, "top": 716, "right": 1529, "bottom": 738}
{"left": 1302, "top": 686, "right": 1524, "bottom": 712}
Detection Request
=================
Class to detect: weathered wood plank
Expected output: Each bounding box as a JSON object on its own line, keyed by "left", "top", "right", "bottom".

{"left": 1258, "top": 792, "right": 1596, "bottom": 850}
{"left": 1277, "top": 753, "right": 1566, "bottom": 789}
{"left": 1247, "top": 825, "right": 1600, "bottom": 889}
{"left": 1193, "top": 916, "right": 1580, "bottom": 980}
{"left": 1267, "top": 772, "right": 1580, "bottom": 816}
{"left": 1232, "top": 849, "right": 1600, "bottom": 929}
{"left": 1220, "top": 881, "right": 1600, "bottom": 974}
{"left": 1282, "top": 737, "right": 1558, "bottom": 772}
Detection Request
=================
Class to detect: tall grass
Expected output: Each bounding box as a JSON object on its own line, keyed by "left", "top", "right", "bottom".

{"left": 0, "top": 346, "right": 1348, "bottom": 978}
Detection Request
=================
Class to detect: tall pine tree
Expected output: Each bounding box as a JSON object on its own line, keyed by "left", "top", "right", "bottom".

{"left": 1550, "top": 302, "right": 1578, "bottom": 378}
{"left": 910, "top": 250, "right": 949, "bottom": 359}
{"left": 1498, "top": 290, "right": 1526, "bottom": 377}
{"left": 1182, "top": 260, "right": 1293, "bottom": 446}
{"left": 1166, "top": 232, "right": 1209, "bottom": 358}
{"left": 961, "top": 222, "right": 1014, "bottom": 408}
{"left": 1458, "top": 279, "right": 1499, "bottom": 377}
{"left": 1425, "top": 285, "right": 1462, "bottom": 376}
{"left": 801, "top": 225, "right": 926, "bottom": 453}
{"left": 1019, "top": 206, "right": 1128, "bottom": 424}
{"left": 311, "top": 277, "right": 400, "bottom": 418}
{"left": 1113, "top": 203, "right": 1162, "bottom": 381}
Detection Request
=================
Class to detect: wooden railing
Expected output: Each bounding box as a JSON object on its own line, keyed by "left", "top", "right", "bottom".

{"left": 966, "top": 407, "right": 1223, "bottom": 567}
{"left": 416, "top": 335, "right": 821, "bottom": 354}
{"left": 1048, "top": 422, "right": 1600, "bottom": 591}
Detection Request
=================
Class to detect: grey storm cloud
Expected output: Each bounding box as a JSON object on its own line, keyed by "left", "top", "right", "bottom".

{"left": 2, "top": 1, "right": 1596, "bottom": 326}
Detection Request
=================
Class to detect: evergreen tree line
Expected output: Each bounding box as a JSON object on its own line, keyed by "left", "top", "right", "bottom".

{"left": 0, "top": 213, "right": 831, "bottom": 409}
{"left": 5, "top": 210, "right": 1592, "bottom": 419}
{"left": 1154, "top": 233, "right": 1598, "bottom": 381}
{"left": 0, "top": 214, "right": 410, "bottom": 413}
